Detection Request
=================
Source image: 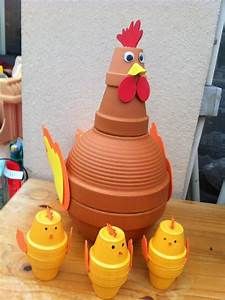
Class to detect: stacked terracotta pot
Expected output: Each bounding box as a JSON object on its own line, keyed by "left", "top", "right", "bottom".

{"left": 66, "top": 20, "right": 171, "bottom": 241}
{"left": 0, "top": 77, "right": 22, "bottom": 143}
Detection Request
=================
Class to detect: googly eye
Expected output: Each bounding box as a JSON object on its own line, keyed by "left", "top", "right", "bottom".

{"left": 139, "top": 52, "right": 144, "bottom": 63}
{"left": 55, "top": 226, "right": 57, "bottom": 230}
{"left": 45, "top": 227, "right": 48, "bottom": 231}
{"left": 174, "top": 240, "right": 177, "bottom": 243}
{"left": 163, "top": 237, "right": 167, "bottom": 240}
{"left": 112, "top": 245, "right": 115, "bottom": 249}
{"left": 122, "top": 243, "right": 124, "bottom": 247}
{"left": 123, "top": 51, "right": 134, "bottom": 62}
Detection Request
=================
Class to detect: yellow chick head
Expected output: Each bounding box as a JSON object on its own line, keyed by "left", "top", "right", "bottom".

{"left": 92, "top": 224, "right": 129, "bottom": 264}
{"left": 151, "top": 219, "right": 185, "bottom": 256}
{"left": 28, "top": 208, "right": 65, "bottom": 246}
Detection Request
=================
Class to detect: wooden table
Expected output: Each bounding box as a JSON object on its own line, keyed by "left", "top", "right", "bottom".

{"left": 1, "top": 179, "right": 225, "bottom": 299}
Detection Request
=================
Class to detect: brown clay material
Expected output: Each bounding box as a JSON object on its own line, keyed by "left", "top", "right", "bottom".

{"left": 69, "top": 177, "right": 169, "bottom": 213}
{"left": 70, "top": 200, "right": 166, "bottom": 241}
{"left": 67, "top": 128, "right": 170, "bottom": 213}
{"left": 94, "top": 47, "right": 148, "bottom": 137}
{"left": 0, "top": 77, "right": 22, "bottom": 143}
{"left": 75, "top": 219, "right": 152, "bottom": 242}
{"left": 67, "top": 23, "right": 171, "bottom": 241}
{"left": 109, "top": 47, "right": 143, "bottom": 74}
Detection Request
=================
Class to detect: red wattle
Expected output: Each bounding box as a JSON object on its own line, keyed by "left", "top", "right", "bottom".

{"left": 118, "top": 76, "right": 137, "bottom": 103}
{"left": 136, "top": 76, "right": 150, "bottom": 102}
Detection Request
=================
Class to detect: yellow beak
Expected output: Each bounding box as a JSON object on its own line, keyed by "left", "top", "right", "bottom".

{"left": 128, "top": 63, "right": 146, "bottom": 76}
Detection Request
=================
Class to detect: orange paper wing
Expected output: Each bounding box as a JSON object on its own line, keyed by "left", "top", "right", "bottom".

{"left": 84, "top": 240, "right": 90, "bottom": 273}
{"left": 42, "top": 127, "right": 70, "bottom": 210}
{"left": 150, "top": 123, "right": 166, "bottom": 156}
{"left": 141, "top": 235, "right": 149, "bottom": 262}
{"left": 128, "top": 239, "right": 133, "bottom": 268}
{"left": 16, "top": 229, "right": 27, "bottom": 253}
{"left": 150, "top": 123, "right": 173, "bottom": 199}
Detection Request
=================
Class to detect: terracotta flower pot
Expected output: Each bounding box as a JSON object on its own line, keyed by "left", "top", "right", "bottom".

{"left": 67, "top": 128, "right": 170, "bottom": 214}
{"left": 71, "top": 200, "right": 167, "bottom": 241}
{"left": 0, "top": 77, "right": 22, "bottom": 143}
{"left": 65, "top": 21, "right": 172, "bottom": 241}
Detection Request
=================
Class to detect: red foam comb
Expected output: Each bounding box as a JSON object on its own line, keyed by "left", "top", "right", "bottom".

{"left": 117, "top": 20, "right": 143, "bottom": 47}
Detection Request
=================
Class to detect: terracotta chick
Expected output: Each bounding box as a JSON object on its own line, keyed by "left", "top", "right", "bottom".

{"left": 16, "top": 207, "right": 72, "bottom": 280}
{"left": 142, "top": 218, "right": 189, "bottom": 289}
{"left": 84, "top": 224, "right": 133, "bottom": 299}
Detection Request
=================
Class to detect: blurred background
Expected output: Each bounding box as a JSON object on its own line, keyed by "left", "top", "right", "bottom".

{"left": 199, "top": 25, "right": 225, "bottom": 203}
{"left": 0, "top": 0, "right": 21, "bottom": 69}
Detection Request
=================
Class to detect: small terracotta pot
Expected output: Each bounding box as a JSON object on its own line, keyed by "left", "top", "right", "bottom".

{"left": 69, "top": 199, "right": 166, "bottom": 241}
{"left": 0, "top": 77, "right": 22, "bottom": 143}
{"left": 95, "top": 47, "right": 148, "bottom": 137}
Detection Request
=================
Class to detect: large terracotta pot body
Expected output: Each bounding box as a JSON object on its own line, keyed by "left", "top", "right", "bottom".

{"left": 66, "top": 47, "right": 171, "bottom": 240}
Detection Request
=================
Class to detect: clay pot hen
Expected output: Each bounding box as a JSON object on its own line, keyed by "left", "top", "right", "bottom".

{"left": 66, "top": 20, "right": 172, "bottom": 241}
{"left": 43, "top": 20, "right": 172, "bottom": 241}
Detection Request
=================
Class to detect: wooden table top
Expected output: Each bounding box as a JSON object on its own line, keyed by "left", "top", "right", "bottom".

{"left": 1, "top": 179, "right": 225, "bottom": 299}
